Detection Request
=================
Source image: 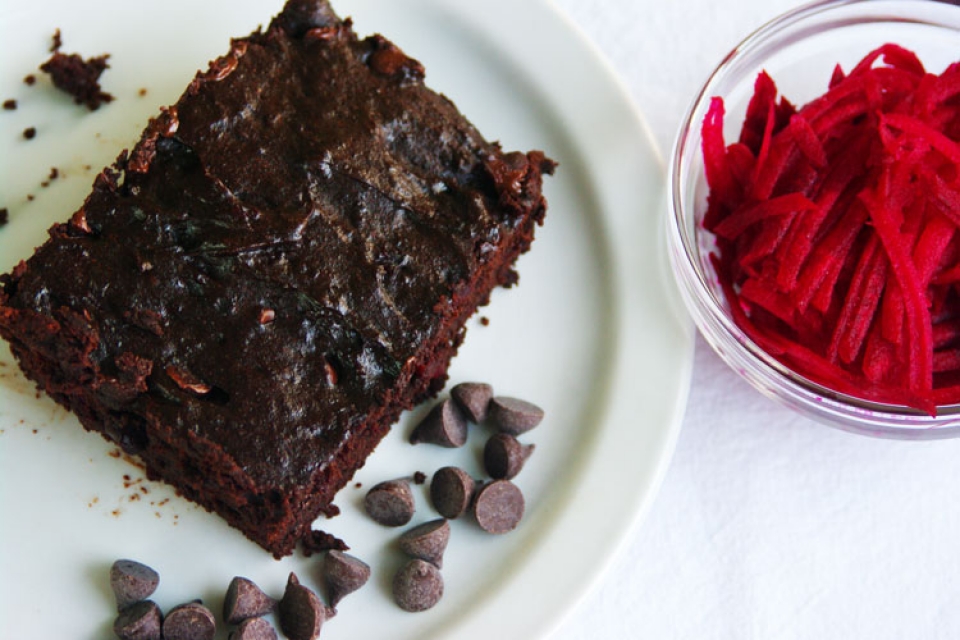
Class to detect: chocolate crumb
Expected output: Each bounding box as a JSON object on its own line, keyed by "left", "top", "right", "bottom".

{"left": 138, "top": 88, "right": 148, "bottom": 97}
{"left": 40, "top": 46, "right": 114, "bottom": 110}
{"left": 300, "top": 529, "right": 348, "bottom": 556}
{"left": 50, "top": 28, "right": 62, "bottom": 53}
{"left": 480, "top": 316, "right": 490, "bottom": 326}
{"left": 49, "top": 167, "right": 59, "bottom": 180}
{"left": 354, "top": 482, "right": 362, "bottom": 489}
{"left": 27, "top": 194, "right": 35, "bottom": 201}
{"left": 24, "top": 74, "right": 36, "bottom": 86}
{"left": 0, "top": 208, "right": 8, "bottom": 226}
{"left": 412, "top": 471, "right": 427, "bottom": 485}
{"left": 23, "top": 127, "right": 36, "bottom": 140}
{"left": 2, "top": 99, "right": 16, "bottom": 110}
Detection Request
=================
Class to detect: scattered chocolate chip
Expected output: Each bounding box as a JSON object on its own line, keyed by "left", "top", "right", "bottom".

{"left": 429, "top": 466, "right": 476, "bottom": 519}
{"left": 409, "top": 398, "right": 467, "bottom": 447}
{"left": 229, "top": 617, "right": 278, "bottom": 640}
{"left": 364, "top": 479, "right": 415, "bottom": 526}
{"left": 450, "top": 382, "right": 493, "bottom": 423}
{"left": 278, "top": 573, "right": 325, "bottom": 640}
{"left": 473, "top": 479, "right": 525, "bottom": 534}
{"left": 110, "top": 559, "right": 160, "bottom": 611}
{"left": 224, "top": 577, "right": 275, "bottom": 625}
{"left": 323, "top": 550, "right": 371, "bottom": 609}
{"left": 22, "top": 126, "right": 36, "bottom": 140}
{"left": 488, "top": 396, "right": 544, "bottom": 435}
{"left": 392, "top": 558, "right": 443, "bottom": 612}
{"left": 2, "top": 99, "right": 16, "bottom": 110}
{"left": 412, "top": 471, "right": 427, "bottom": 485}
{"left": 483, "top": 433, "right": 535, "bottom": 480}
{"left": 113, "top": 599, "right": 162, "bottom": 640}
{"left": 398, "top": 518, "right": 450, "bottom": 568}
{"left": 24, "top": 74, "right": 36, "bottom": 86}
{"left": 162, "top": 601, "right": 216, "bottom": 640}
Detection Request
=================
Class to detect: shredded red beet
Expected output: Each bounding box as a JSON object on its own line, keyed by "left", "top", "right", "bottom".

{"left": 702, "top": 45, "right": 960, "bottom": 414}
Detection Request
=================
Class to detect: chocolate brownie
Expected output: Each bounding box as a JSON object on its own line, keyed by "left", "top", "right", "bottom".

{"left": 0, "top": 0, "right": 553, "bottom": 557}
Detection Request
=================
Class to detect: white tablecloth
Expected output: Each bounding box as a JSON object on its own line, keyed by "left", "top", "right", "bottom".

{"left": 549, "top": 1, "right": 960, "bottom": 638}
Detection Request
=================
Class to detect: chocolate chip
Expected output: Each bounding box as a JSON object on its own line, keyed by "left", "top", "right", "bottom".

{"left": 229, "top": 617, "right": 278, "bottom": 640}
{"left": 429, "top": 466, "right": 476, "bottom": 519}
{"left": 409, "top": 398, "right": 467, "bottom": 447}
{"left": 364, "top": 479, "right": 416, "bottom": 526}
{"left": 488, "top": 396, "right": 544, "bottom": 435}
{"left": 392, "top": 559, "right": 443, "bottom": 612}
{"left": 278, "top": 573, "right": 325, "bottom": 640}
{"left": 224, "top": 576, "right": 275, "bottom": 625}
{"left": 473, "top": 480, "right": 525, "bottom": 534}
{"left": 162, "top": 601, "right": 216, "bottom": 640}
{"left": 398, "top": 519, "right": 450, "bottom": 568}
{"left": 483, "top": 433, "right": 535, "bottom": 480}
{"left": 323, "top": 550, "right": 371, "bottom": 609}
{"left": 22, "top": 126, "right": 36, "bottom": 140}
{"left": 113, "top": 600, "right": 162, "bottom": 640}
{"left": 110, "top": 559, "right": 159, "bottom": 611}
{"left": 450, "top": 382, "right": 493, "bottom": 423}
{"left": 2, "top": 99, "right": 16, "bottom": 110}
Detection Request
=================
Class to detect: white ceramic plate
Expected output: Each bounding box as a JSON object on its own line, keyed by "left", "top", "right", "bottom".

{"left": 0, "top": 1, "right": 693, "bottom": 638}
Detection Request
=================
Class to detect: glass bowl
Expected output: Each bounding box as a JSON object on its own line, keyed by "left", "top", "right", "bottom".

{"left": 667, "top": 0, "right": 960, "bottom": 439}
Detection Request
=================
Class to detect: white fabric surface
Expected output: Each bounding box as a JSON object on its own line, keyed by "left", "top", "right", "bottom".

{"left": 548, "top": 1, "right": 960, "bottom": 639}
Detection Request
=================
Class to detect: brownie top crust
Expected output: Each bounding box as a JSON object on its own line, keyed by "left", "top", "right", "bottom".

{"left": 0, "top": 1, "right": 553, "bottom": 488}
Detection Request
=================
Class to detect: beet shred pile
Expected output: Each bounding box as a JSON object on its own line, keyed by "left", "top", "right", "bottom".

{"left": 703, "top": 44, "right": 960, "bottom": 413}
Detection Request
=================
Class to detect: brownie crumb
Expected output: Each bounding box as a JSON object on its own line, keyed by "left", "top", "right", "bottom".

{"left": 2, "top": 99, "right": 16, "bottom": 111}
{"left": 50, "top": 28, "right": 62, "bottom": 53}
{"left": 40, "top": 37, "right": 114, "bottom": 111}
{"left": 412, "top": 471, "right": 427, "bottom": 485}
{"left": 300, "top": 529, "right": 348, "bottom": 556}
{"left": 49, "top": 167, "right": 59, "bottom": 181}
{"left": 0, "top": 208, "right": 8, "bottom": 227}
{"left": 480, "top": 316, "right": 490, "bottom": 326}
{"left": 26, "top": 194, "right": 35, "bottom": 201}
{"left": 138, "top": 88, "right": 148, "bottom": 97}
{"left": 22, "top": 126, "right": 36, "bottom": 140}
{"left": 23, "top": 74, "right": 36, "bottom": 86}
